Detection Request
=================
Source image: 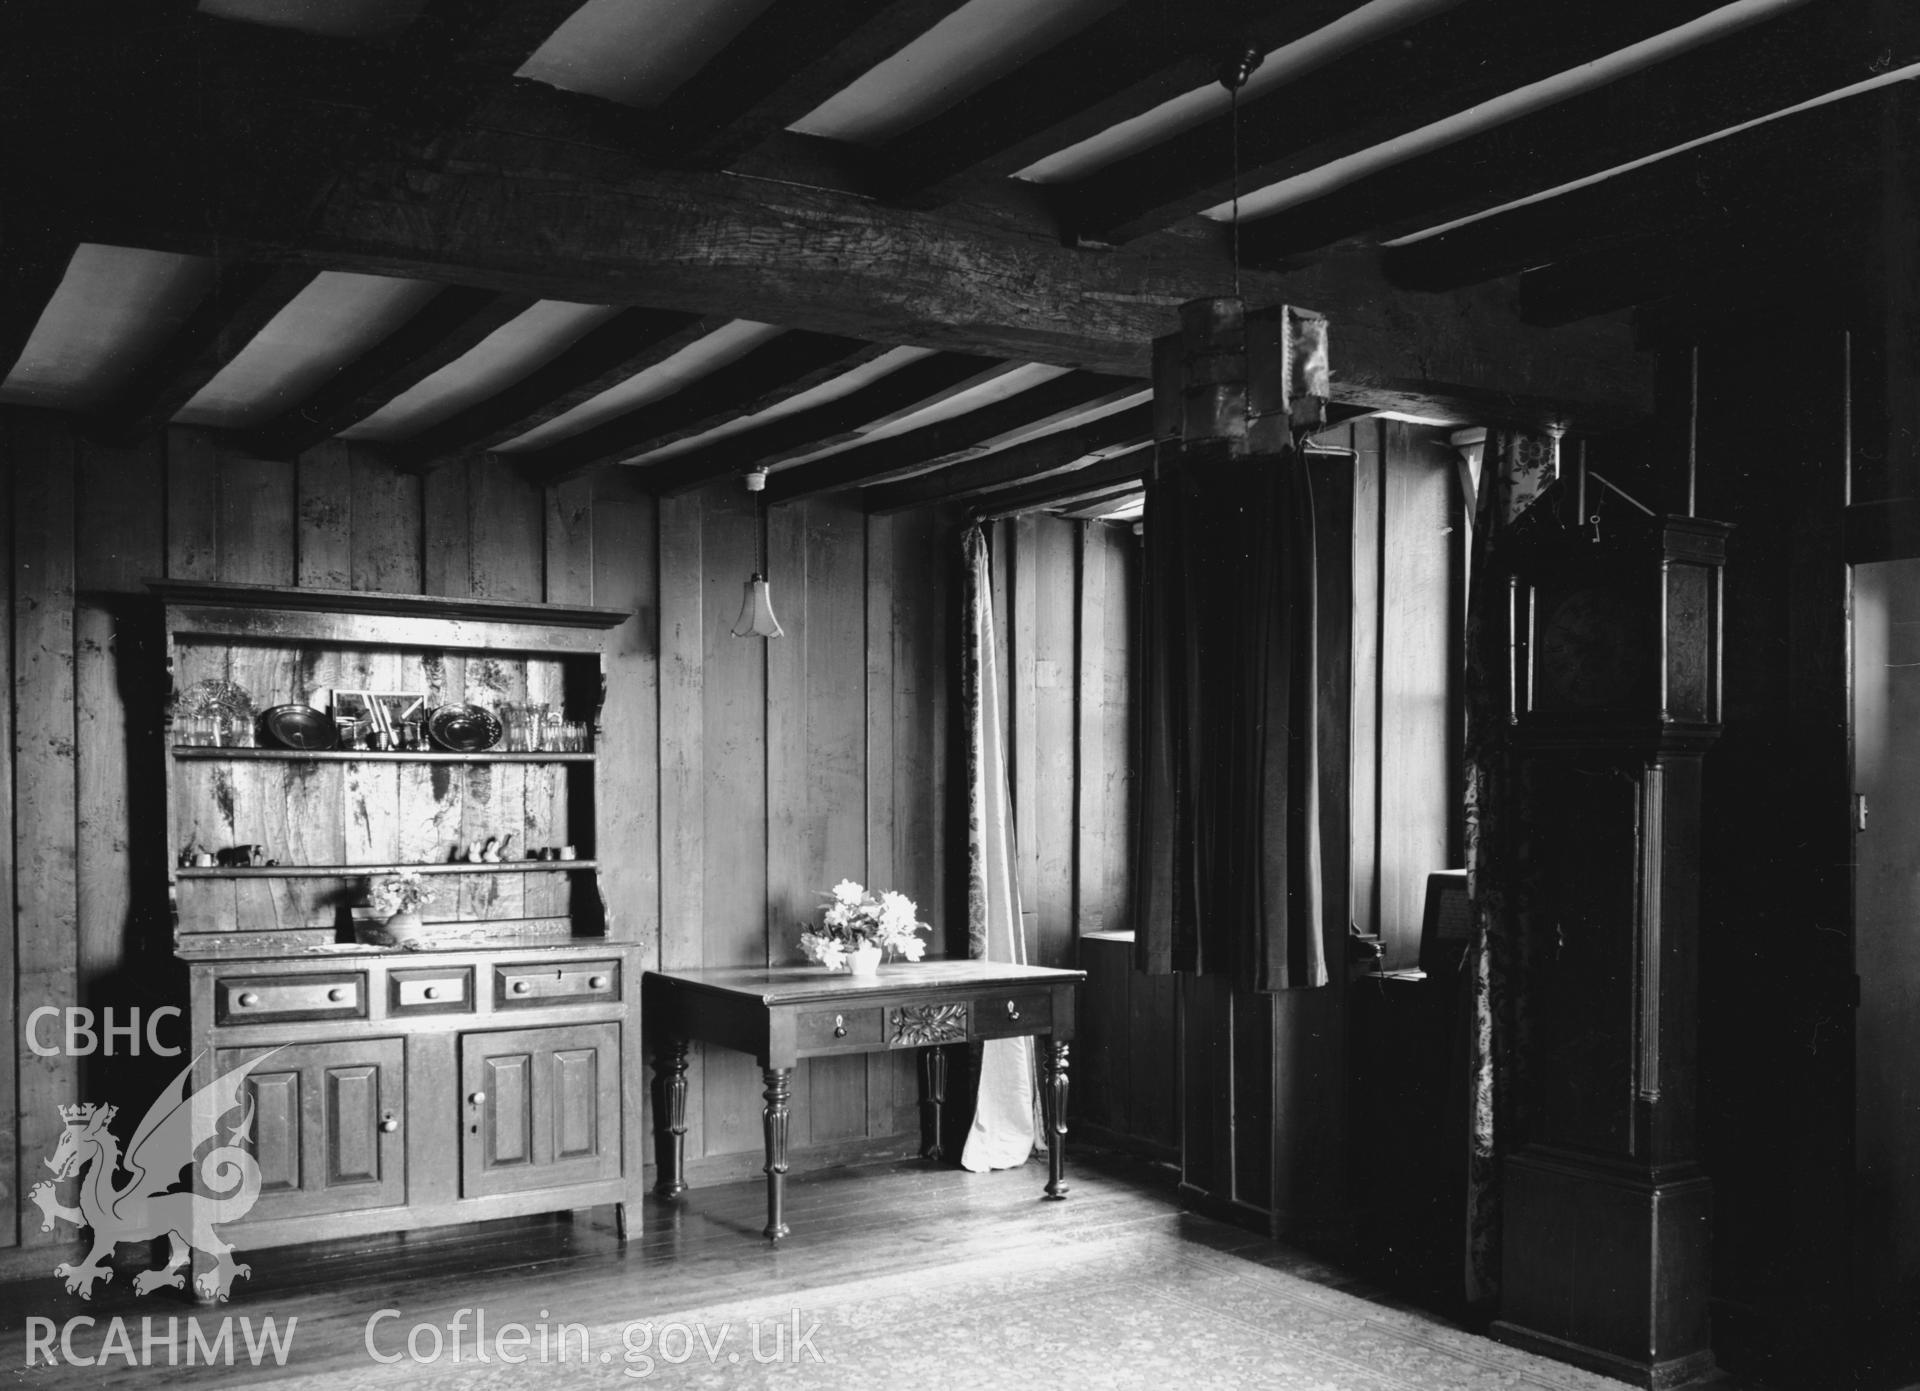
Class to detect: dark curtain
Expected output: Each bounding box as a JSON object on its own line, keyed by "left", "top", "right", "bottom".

{"left": 1134, "top": 445, "right": 1326, "bottom": 993}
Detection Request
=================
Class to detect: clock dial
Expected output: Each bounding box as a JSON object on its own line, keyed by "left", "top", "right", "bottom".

{"left": 1537, "top": 586, "right": 1647, "bottom": 710}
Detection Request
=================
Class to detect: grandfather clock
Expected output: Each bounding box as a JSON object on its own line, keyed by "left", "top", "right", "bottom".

{"left": 1491, "top": 495, "right": 1729, "bottom": 1390}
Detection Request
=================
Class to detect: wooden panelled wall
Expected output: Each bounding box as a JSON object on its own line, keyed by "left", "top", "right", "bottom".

{"left": 0, "top": 406, "right": 957, "bottom": 1253}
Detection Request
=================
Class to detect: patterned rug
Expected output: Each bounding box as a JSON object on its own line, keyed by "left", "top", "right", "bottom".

{"left": 267, "top": 1228, "right": 1627, "bottom": 1390}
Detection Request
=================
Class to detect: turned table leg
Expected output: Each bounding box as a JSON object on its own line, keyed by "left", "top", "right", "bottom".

{"left": 652, "top": 1039, "right": 689, "bottom": 1198}
{"left": 918, "top": 1045, "right": 950, "bottom": 1162}
{"left": 762, "top": 1066, "right": 793, "bottom": 1241}
{"left": 1041, "top": 1039, "right": 1071, "bottom": 1200}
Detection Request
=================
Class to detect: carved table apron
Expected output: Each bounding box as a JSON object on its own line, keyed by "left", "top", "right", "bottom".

{"left": 641, "top": 962, "right": 1084, "bottom": 1239}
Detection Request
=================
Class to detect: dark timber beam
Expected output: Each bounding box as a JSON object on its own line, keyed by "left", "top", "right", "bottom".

{"left": 1238, "top": 1, "right": 1919, "bottom": 266}
{"left": 765, "top": 372, "right": 1143, "bottom": 502}
{"left": 1384, "top": 90, "right": 1882, "bottom": 293}
{"left": 882, "top": 0, "right": 1357, "bottom": 201}
{"left": 512, "top": 332, "right": 890, "bottom": 480}
{"left": 1519, "top": 230, "right": 1850, "bottom": 329}
{"left": 1065, "top": 0, "right": 1729, "bottom": 244}
{"left": 962, "top": 443, "right": 1155, "bottom": 518}
{"left": 239, "top": 287, "right": 531, "bottom": 459}
{"left": 657, "top": 0, "right": 970, "bottom": 171}
{"left": 0, "top": 235, "right": 75, "bottom": 384}
{"left": 633, "top": 352, "right": 1011, "bottom": 495}
{"left": 860, "top": 403, "right": 1152, "bottom": 512}
{"left": 95, "top": 264, "right": 316, "bottom": 442}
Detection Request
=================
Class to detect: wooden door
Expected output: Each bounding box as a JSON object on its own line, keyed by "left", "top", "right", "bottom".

{"left": 217, "top": 1038, "right": 406, "bottom": 1222}
{"left": 459, "top": 1022, "right": 621, "bottom": 1198}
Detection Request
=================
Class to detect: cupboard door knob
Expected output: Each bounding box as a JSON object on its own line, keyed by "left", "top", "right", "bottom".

{"left": 468, "top": 1091, "right": 487, "bottom": 1106}
{"left": 380, "top": 1117, "right": 399, "bottom": 1133}
{"left": 511, "top": 980, "right": 531, "bottom": 995}
{"left": 589, "top": 975, "right": 609, "bottom": 989}
{"left": 328, "top": 987, "right": 349, "bottom": 1003}
{"left": 833, "top": 1014, "right": 847, "bottom": 1038}
{"left": 237, "top": 992, "right": 259, "bottom": 1008}
{"left": 423, "top": 986, "right": 440, "bottom": 1000}
{"left": 1006, "top": 1000, "right": 1020, "bottom": 1022}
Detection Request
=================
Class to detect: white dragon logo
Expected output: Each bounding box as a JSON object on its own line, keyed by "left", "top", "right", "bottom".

{"left": 28, "top": 1050, "right": 278, "bottom": 1302}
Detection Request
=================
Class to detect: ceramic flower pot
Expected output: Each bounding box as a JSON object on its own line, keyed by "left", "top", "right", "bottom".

{"left": 382, "top": 910, "right": 430, "bottom": 949}
{"left": 847, "top": 943, "right": 883, "bottom": 977}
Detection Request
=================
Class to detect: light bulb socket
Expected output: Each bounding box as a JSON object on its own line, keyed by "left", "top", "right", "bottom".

{"left": 745, "top": 469, "right": 768, "bottom": 492}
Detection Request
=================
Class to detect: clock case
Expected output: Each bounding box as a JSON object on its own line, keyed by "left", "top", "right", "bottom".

{"left": 1501, "top": 482, "right": 1729, "bottom": 752}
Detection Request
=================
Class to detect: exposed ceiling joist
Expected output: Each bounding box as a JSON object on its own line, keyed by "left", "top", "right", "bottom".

{"left": 0, "top": 237, "right": 76, "bottom": 384}
{"left": 1384, "top": 88, "right": 1882, "bottom": 293}
{"left": 1519, "top": 230, "right": 1847, "bottom": 329}
{"left": 1238, "top": 0, "right": 1913, "bottom": 266}
{"left": 881, "top": 0, "right": 1357, "bottom": 202}
{"left": 1064, "top": 0, "right": 1730, "bottom": 244}
{"left": 1055, "top": 489, "right": 1145, "bottom": 521}
{"left": 388, "top": 308, "right": 711, "bottom": 471}
{"left": 658, "top": 0, "right": 971, "bottom": 170}
{"left": 766, "top": 371, "right": 1142, "bottom": 502}
{"left": 513, "top": 332, "right": 891, "bottom": 481}
{"left": 861, "top": 402, "right": 1152, "bottom": 513}
{"left": 94, "top": 264, "right": 317, "bottom": 443}
{"left": 635, "top": 352, "right": 1012, "bottom": 495}
{"left": 240, "top": 286, "right": 532, "bottom": 459}
{"left": 964, "top": 442, "right": 1155, "bottom": 518}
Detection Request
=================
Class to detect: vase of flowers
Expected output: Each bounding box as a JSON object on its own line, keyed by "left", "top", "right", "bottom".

{"left": 799, "top": 879, "right": 929, "bottom": 974}
{"left": 367, "top": 871, "right": 437, "bottom": 949}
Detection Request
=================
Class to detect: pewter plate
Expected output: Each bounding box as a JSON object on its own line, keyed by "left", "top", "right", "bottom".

{"left": 427, "top": 703, "right": 502, "bottom": 753}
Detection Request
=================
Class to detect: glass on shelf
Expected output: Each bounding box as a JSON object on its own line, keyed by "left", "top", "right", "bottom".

{"left": 500, "top": 701, "right": 549, "bottom": 752}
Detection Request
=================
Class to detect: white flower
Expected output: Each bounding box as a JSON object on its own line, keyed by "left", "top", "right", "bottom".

{"left": 895, "top": 935, "right": 927, "bottom": 962}
{"left": 831, "top": 879, "right": 866, "bottom": 906}
{"left": 879, "top": 891, "right": 917, "bottom": 930}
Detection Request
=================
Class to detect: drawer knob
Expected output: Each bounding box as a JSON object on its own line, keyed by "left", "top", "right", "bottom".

{"left": 588, "top": 975, "right": 609, "bottom": 989}
{"left": 380, "top": 1117, "right": 399, "bottom": 1134}
{"left": 237, "top": 992, "right": 259, "bottom": 1008}
{"left": 328, "top": 987, "right": 349, "bottom": 1003}
{"left": 468, "top": 1091, "right": 487, "bottom": 1106}
{"left": 1006, "top": 1000, "right": 1020, "bottom": 1022}
{"left": 511, "top": 980, "right": 531, "bottom": 995}
{"left": 423, "top": 986, "right": 440, "bottom": 1000}
{"left": 833, "top": 1014, "right": 847, "bottom": 1038}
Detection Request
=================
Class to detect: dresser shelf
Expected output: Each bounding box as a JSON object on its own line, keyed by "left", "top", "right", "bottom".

{"left": 171, "top": 747, "right": 595, "bottom": 764}
{"left": 177, "top": 859, "right": 598, "bottom": 879}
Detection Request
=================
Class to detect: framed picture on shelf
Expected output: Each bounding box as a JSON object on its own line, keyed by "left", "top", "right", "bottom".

{"left": 328, "top": 690, "right": 428, "bottom": 748}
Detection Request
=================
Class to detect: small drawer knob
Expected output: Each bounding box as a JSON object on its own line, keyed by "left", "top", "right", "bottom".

{"left": 468, "top": 1091, "right": 487, "bottom": 1106}
{"left": 328, "top": 987, "right": 349, "bottom": 1003}
{"left": 423, "top": 986, "right": 440, "bottom": 1000}
{"left": 833, "top": 1014, "right": 847, "bottom": 1038}
{"left": 237, "top": 992, "right": 259, "bottom": 1008}
{"left": 380, "top": 1117, "right": 399, "bottom": 1133}
{"left": 588, "top": 975, "right": 609, "bottom": 989}
{"left": 511, "top": 980, "right": 531, "bottom": 995}
{"left": 1006, "top": 1000, "right": 1020, "bottom": 1021}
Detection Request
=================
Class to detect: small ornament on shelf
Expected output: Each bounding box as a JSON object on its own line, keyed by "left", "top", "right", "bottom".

{"left": 797, "top": 880, "right": 929, "bottom": 976}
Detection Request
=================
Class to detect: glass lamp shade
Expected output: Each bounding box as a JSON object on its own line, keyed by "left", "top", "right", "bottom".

{"left": 731, "top": 573, "right": 785, "bottom": 638}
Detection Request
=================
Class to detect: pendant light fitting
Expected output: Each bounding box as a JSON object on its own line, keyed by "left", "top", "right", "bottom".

{"left": 731, "top": 468, "right": 785, "bottom": 639}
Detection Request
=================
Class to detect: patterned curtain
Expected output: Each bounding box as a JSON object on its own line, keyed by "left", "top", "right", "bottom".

{"left": 958, "top": 525, "right": 1039, "bottom": 1170}
{"left": 1463, "top": 429, "right": 1556, "bottom": 1306}
{"left": 1133, "top": 445, "right": 1327, "bottom": 992}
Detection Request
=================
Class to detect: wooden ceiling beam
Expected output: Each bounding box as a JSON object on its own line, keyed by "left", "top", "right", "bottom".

{"left": 386, "top": 309, "right": 712, "bottom": 471}
{"left": 633, "top": 352, "right": 1011, "bottom": 495}
{"left": 881, "top": 0, "right": 1356, "bottom": 201}
{"left": 1054, "top": 489, "right": 1145, "bottom": 521}
{"left": 657, "top": 0, "right": 971, "bottom": 171}
{"left": 860, "top": 403, "right": 1152, "bottom": 513}
{"left": 962, "top": 443, "right": 1156, "bottom": 518}
{"left": 94, "top": 264, "right": 317, "bottom": 443}
{"left": 0, "top": 236, "right": 76, "bottom": 384}
{"left": 1238, "top": 1, "right": 1919, "bottom": 267}
{"left": 765, "top": 372, "right": 1143, "bottom": 502}
{"left": 238, "top": 286, "right": 532, "bottom": 460}
{"left": 1519, "top": 231, "right": 1852, "bottom": 331}
{"left": 1383, "top": 90, "right": 1883, "bottom": 294}
{"left": 1065, "top": 0, "right": 1730, "bottom": 244}
{"left": 512, "top": 332, "right": 891, "bottom": 481}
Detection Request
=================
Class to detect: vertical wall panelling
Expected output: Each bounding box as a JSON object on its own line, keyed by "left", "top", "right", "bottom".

{"left": 656, "top": 490, "right": 706, "bottom": 1164}
{"left": 215, "top": 446, "right": 297, "bottom": 587}
{"left": 467, "top": 458, "right": 543, "bottom": 602}
{"left": 590, "top": 471, "right": 658, "bottom": 958}
{"left": 1349, "top": 420, "right": 1383, "bottom": 939}
{"left": 350, "top": 452, "right": 421, "bottom": 594}
{"left": 0, "top": 416, "right": 16, "bottom": 1246}
{"left": 296, "top": 440, "right": 354, "bottom": 590}
{"left": 14, "top": 413, "right": 78, "bottom": 1248}
{"left": 1008, "top": 515, "right": 1042, "bottom": 958}
{"left": 1032, "top": 519, "right": 1077, "bottom": 966}
{"left": 863, "top": 512, "right": 900, "bottom": 1136}
{"left": 423, "top": 464, "right": 473, "bottom": 597}
{"left": 166, "top": 426, "right": 219, "bottom": 581}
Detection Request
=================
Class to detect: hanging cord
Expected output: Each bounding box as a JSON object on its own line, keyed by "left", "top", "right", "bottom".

{"left": 1219, "top": 45, "right": 1263, "bottom": 300}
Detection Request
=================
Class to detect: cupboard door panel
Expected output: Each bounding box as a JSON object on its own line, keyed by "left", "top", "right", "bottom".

{"left": 460, "top": 1023, "right": 620, "bottom": 1198}
{"left": 217, "top": 1038, "right": 406, "bottom": 1222}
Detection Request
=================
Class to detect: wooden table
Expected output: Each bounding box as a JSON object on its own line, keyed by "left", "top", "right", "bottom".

{"left": 642, "top": 961, "right": 1085, "bottom": 1239}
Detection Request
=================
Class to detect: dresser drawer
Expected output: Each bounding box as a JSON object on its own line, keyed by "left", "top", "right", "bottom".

{"left": 970, "top": 991, "right": 1052, "bottom": 1039}
{"left": 389, "top": 966, "right": 474, "bottom": 1016}
{"left": 494, "top": 959, "right": 621, "bottom": 1009}
{"left": 797, "top": 1006, "right": 883, "bottom": 1051}
{"left": 216, "top": 972, "right": 367, "bottom": 1026}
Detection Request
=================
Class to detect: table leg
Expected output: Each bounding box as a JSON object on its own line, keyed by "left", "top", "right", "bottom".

{"left": 918, "top": 1046, "right": 949, "bottom": 1161}
{"left": 1041, "top": 1039, "right": 1070, "bottom": 1200}
{"left": 762, "top": 1066, "right": 792, "bottom": 1240}
{"left": 652, "top": 1039, "right": 689, "bottom": 1198}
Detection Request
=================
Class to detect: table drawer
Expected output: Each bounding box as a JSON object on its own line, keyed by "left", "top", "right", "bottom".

{"left": 389, "top": 966, "right": 474, "bottom": 1016}
{"left": 971, "top": 991, "right": 1052, "bottom": 1039}
{"left": 216, "top": 971, "right": 367, "bottom": 1025}
{"left": 494, "top": 959, "right": 621, "bottom": 1008}
{"left": 798, "top": 1006, "right": 884, "bottom": 1050}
